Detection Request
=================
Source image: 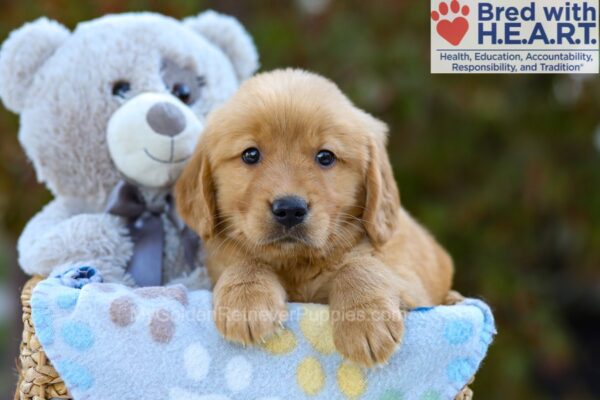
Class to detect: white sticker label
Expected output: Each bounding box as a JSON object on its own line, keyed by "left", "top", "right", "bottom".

{"left": 431, "top": 0, "right": 599, "bottom": 73}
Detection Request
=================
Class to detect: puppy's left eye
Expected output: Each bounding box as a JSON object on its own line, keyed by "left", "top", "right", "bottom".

{"left": 242, "top": 147, "right": 261, "bottom": 164}
{"left": 315, "top": 150, "right": 336, "bottom": 168}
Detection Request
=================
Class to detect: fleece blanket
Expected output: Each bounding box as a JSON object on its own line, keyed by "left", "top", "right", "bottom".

{"left": 31, "top": 275, "right": 495, "bottom": 400}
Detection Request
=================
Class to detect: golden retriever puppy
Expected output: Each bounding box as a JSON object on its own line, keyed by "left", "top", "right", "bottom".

{"left": 175, "top": 69, "right": 453, "bottom": 366}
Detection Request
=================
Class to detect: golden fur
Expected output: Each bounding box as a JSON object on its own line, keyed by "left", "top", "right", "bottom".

{"left": 175, "top": 69, "right": 453, "bottom": 366}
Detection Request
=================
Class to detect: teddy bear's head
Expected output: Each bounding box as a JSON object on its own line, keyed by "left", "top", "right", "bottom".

{"left": 0, "top": 11, "right": 258, "bottom": 202}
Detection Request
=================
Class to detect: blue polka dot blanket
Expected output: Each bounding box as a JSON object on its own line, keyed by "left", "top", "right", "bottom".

{"left": 31, "top": 271, "right": 496, "bottom": 400}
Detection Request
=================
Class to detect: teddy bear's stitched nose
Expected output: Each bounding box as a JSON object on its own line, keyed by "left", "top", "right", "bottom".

{"left": 146, "top": 102, "right": 186, "bottom": 137}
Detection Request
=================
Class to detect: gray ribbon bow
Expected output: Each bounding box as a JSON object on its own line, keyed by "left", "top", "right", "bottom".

{"left": 105, "top": 180, "right": 199, "bottom": 287}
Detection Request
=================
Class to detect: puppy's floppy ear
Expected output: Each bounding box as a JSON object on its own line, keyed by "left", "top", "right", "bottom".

{"left": 361, "top": 113, "right": 401, "bottom": 247}
{"left": 175, "top": 144, "right": 216, "bottom": 240}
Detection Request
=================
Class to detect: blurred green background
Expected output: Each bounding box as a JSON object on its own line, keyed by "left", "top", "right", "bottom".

{"left": 0, "top": 0, "right": 599, "bottom": 398}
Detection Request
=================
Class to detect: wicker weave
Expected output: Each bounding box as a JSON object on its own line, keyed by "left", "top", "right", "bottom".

{"left": 15, "top": 278, "right": 474, "bottom": 400}
{"left": 15, "top": 276, "right": 70, "bottom": 400}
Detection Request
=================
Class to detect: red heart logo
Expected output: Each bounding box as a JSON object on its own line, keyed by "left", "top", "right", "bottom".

{"left": 436, "top": 17, "right": 469, "bottom": 46}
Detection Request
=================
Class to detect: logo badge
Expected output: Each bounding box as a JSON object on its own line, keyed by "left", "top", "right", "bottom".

{"left": 431, "top": 0, "right": 599, "bottom": 73}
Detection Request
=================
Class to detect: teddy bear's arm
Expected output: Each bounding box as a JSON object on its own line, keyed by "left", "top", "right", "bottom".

{"left": 18, "top": 198, "right": 134, "bottom": 283}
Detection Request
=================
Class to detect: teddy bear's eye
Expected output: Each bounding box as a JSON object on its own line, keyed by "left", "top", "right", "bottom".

{"left": 112, "top": 81, "right": 131, "bottom": 98}
{"left": 172, "top": 83, "right": 191, "bottom": 104}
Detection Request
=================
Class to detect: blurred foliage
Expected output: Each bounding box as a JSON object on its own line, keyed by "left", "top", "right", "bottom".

{"left": 0, "top": 0, "right": 599, "bottom": 398}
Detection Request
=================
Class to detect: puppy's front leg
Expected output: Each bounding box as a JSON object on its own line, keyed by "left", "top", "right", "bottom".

{"left": 330, "top": 256, "right": 410, "bottom": 367}
{"left": 213, "top": 261, "right": 287, "bottom": 346}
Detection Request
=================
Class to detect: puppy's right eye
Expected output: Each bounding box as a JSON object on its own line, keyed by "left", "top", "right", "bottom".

{"left": 241, "top": 147, "right": 261, "bottom": 164}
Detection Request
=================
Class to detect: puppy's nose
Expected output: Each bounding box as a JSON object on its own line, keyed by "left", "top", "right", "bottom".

{"left": 271, "top": 196, "right": 308, "bottom": 228}
{"left": 146, "top": 102, "right": 186, "bottom": 136}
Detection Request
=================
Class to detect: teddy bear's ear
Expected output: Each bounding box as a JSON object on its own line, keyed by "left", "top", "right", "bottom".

{"left": 0, "top": 18, "right": 69, "bottom": 113}
{"left": 184, "top": 10, "right": 259, "bottom": 82}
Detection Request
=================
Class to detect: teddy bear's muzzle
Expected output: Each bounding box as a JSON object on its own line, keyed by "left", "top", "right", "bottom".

{"left": 146, "top": 102, "right": 187, "bottom": 137}
{"left": 106, "top": 92, "right": 204, "bottom": 188}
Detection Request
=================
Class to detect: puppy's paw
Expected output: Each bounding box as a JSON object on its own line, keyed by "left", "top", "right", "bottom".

{"left": 213, "top": 281, "right": 287, "bottom": 346}
{"left": 332, "top": 299, "right": 404, "bottom": 367}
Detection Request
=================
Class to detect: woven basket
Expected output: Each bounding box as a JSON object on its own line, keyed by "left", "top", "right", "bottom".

{"left": 15, "top": 276, "right": 69, "bottom": 400}
{"left": 14, "top": 277, "right": 474, "bottom": 400}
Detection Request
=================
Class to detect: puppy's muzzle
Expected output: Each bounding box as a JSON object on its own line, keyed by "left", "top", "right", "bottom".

{"left": 271, "top": 196, "right": 308, "bottom": 228}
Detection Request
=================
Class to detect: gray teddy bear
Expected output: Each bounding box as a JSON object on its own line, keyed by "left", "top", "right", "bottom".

{"left": 0, "top": 11, "right": 259, "bottom": 287}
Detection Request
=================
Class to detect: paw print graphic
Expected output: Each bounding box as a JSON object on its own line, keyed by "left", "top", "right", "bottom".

{"left": 431, "top": 0, "right": 470, "bottom": 46}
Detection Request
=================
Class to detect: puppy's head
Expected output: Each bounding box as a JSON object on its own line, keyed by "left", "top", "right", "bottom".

{"left": 176, "top": 69, "right": 400, "bottom": 258}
